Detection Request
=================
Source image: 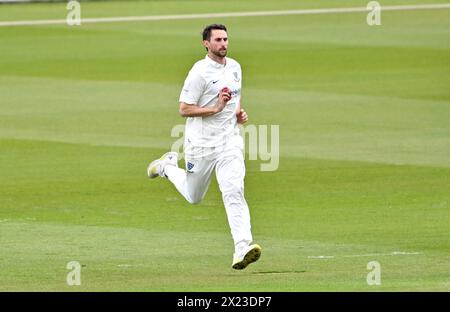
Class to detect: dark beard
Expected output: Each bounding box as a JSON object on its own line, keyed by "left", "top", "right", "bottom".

{"left": 212, "top": 49, "right": 227, "bottom": 57}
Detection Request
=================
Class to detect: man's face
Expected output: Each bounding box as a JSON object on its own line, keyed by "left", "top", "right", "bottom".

{"left": 204, "top": 29, "right": 228, "bottom": 57}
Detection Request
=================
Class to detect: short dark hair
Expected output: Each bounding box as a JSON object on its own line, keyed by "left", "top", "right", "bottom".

{"left": 202, "top": 24, "right": 227, "bottom": 41}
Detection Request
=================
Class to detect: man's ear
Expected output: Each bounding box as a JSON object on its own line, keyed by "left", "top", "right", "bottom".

{"left": 203, "top": 40, "right": 209, "bottom": 51}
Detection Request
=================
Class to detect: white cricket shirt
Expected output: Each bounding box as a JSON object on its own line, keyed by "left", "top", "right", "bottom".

{"left": 179, "top": 55, "right": 242, "bottom": 150}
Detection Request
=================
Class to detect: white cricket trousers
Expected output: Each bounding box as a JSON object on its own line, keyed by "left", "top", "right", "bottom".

{"left": 164, "top": 134, "right": 253, "bottom": 250}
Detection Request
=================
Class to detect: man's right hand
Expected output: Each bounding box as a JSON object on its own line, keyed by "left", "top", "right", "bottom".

{"left": 216, "top": 87, "right": 231, "bottom": 113}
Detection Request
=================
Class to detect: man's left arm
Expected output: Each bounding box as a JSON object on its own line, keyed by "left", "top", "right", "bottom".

{"left": 236, "top": 100, "right": 248, "bottom": 124}
{"left": 236, "top": 66, "right": 248, "bottom": 124}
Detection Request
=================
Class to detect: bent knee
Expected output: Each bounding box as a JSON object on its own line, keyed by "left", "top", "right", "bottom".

{"left": 220, "top": 181, "right": 244, "bottom": 197}
{"left": 222, "top": 187, "right": 245, "bottom": 204}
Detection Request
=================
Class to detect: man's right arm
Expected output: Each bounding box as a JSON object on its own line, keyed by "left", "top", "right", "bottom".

{"left": 179, "top": 102, "right": 220, "bottom": 117}
{"left": 179, "top": 88, "right": 231, "bottom": 117}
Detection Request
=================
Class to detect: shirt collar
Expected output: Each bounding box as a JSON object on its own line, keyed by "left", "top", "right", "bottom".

{"left": 205, "top": 54, "right": 227, "bottom": 68}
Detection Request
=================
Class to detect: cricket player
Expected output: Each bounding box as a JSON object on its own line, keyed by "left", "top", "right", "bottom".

{"left": 147, "top": 24, "right": 261, "bottom": 270}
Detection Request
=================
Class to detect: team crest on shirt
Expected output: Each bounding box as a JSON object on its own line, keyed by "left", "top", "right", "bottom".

{"left": 233, "top": 72, "right": 240, "bottom": 82}
{"left": 187, "top": 162, "right": 195, "bottom": 173}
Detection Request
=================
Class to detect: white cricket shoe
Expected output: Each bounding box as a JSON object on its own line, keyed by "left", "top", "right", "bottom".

{"left": 147, "top": 152, "right": 178, "bottom": 179}
{"left": 232, "top": 244, "right": 262, "bottom": 270}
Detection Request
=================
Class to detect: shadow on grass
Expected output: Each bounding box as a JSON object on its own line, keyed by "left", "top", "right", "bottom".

{"left": 223, "top": 270, "right": 306, "bottom": 277}
{"left": 251, "top": 270, "right": 307, "bottom": 275}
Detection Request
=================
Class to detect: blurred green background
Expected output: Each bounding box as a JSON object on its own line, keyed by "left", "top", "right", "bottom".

{"left": 0, "top": 0, "right": 449, "bottom": 291}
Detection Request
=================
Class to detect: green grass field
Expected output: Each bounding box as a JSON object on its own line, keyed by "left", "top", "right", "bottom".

{"left": 1, "top": 0, "right": 449, "bottom": 291}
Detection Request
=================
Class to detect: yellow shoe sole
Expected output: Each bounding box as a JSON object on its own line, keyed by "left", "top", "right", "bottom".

{"left": 147, "top": 152, "right": 173, "bottom": 179}
{"left": 232, "top": 244, "right": 262, "bottom": 270}
{"left": 147, "top": 159, "right": 161, "bottom": 179}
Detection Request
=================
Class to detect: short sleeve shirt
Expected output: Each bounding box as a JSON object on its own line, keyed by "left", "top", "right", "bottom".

{"left": 179, "top": 55, "right": 242, "bottom": 149}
